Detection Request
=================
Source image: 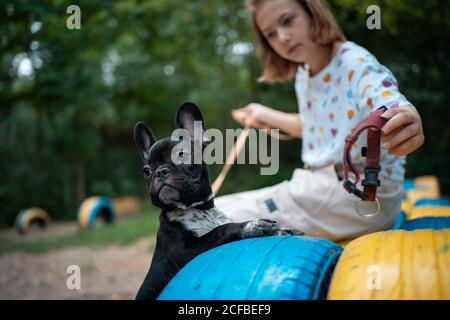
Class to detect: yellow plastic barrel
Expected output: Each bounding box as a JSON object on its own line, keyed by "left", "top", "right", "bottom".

{"left": 401, "top": 200, "right": 413, "bottom": 216}
{"left": 406, "top": 189, "right": 440, "bottom": 207}
{"left": 112, "top": 196, "right": 141, "bottom": 216}
{"left": 328, "top": 229, "right": 450, "bottom": 300}
{"left": 414, "top": 175, "right": 440, "bottom": 194}
{"left": 409, "top": 206, "right": 450, "bottom": 220}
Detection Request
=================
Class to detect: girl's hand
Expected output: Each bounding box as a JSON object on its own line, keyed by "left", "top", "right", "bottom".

{"left": 381, "top": 105, "right": 424, "bottom": 157}
{"left": 231, "top": 103, "right": 273, "bottom": 128}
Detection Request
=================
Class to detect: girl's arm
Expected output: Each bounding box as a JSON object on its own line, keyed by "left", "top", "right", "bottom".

{"left": 350, "top": 57, "right": 424, "bottom": 157}
{"left": 231, "top": 103, "right": 303, "bottom": 139}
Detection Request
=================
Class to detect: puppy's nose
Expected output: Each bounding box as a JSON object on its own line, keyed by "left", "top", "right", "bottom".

{"left": 155, "top": 166, "right": 170, "bottom": 179}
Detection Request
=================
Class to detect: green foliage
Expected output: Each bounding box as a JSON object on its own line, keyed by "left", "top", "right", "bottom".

{"left": 0, "top": 0, "right": 449, "bottom": 227}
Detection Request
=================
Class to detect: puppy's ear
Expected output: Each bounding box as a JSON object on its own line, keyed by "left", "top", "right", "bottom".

{"left": 134, "top": 122, "right": 157, "bottom": 162}
{"left": 176, "top": 101, "right": 209, "bottom": 144}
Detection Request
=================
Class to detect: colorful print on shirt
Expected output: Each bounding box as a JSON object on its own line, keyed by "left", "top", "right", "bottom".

{"left": 295, "top": 41, "right": 409, "bottom": 182}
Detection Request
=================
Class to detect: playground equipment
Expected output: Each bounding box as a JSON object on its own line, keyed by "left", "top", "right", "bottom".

{"left": 112, "top": 196, "right": 141, "bottom": 216}
{"left": 396, "top": 216, "right": 450, "bottom": 230}
{"left": 15, "top": 208, "right": 51, "bottom": 234}
{"left": 409, "top": 203, "right": 450, "bottom": 220}
{"left": 158, "top": 174, "right": 449, "bottom": 300}
{"left": 77, "top": 196, "right": 116, "bottom": 229}
{"left": 158, "top": 236, "right": 342, "bottom": 300}
{"left": 413, "top": 175, "right": 440, "bottom": 194}
{"left": 394, "top": 175, "right": 450, "bottom": 230}
{"left": 403, "top": 176, "right": 441, "bottom": 207}
{"left": 328, "top": 229, "right": 450, "bottom": 299}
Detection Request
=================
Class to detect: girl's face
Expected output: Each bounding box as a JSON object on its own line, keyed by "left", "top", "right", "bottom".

{"left": 255, "top": 0, "right": 317, "bottom": 64}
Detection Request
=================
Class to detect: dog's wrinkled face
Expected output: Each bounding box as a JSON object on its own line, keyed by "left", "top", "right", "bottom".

{"left": 134, "top": 102, "right": 212, "bottom": 211}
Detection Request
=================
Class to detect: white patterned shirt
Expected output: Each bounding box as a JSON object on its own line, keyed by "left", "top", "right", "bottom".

{"left": 295, "top": 41, "right": 410, "bottom": 182}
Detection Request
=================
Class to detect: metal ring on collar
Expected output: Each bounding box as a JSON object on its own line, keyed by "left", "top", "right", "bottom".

{"left": 354, "top": 198, "right": 381, "bottom": 218}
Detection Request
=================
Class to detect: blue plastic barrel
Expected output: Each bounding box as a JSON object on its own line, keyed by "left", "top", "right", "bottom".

{"left": 397, "top": 217, "right": 450, "bottom": 231}
{"left": 158, "top": 236, "right": 342, "bottom": 300}
{"left": 414, "top": 197, "right": 450, "bottom": 207}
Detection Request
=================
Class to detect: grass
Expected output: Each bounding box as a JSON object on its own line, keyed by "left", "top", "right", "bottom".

{"left": 0, "top": 207, "right": 160, "bottom": 255}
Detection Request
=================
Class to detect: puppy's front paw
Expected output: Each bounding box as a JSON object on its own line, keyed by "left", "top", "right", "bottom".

{"left": 241, "top": 219, "right": 280, "bottom": 238}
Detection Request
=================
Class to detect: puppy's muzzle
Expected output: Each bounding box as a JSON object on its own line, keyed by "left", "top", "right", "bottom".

{"left": 158, "top": 185, "right": 181, "bottom": 205}
{"left": 155, "top": 166, "right": 170, "bottom": 180}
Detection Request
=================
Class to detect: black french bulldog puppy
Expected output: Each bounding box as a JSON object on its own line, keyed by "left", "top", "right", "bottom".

{"left": 134, "top": 101, "right": 302, "bottom": 300}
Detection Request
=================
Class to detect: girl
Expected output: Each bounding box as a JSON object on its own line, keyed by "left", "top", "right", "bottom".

{"left": 214, "top": 0, "right": 424, "bottom": 241}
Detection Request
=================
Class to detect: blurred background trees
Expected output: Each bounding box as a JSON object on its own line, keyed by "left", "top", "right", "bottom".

{"left": 1, "top": 0, "right": 449, "bottom": 227}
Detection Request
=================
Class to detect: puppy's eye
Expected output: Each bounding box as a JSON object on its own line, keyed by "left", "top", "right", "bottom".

{"left": 143, "top": 167, "right": 152, "bottom": 178}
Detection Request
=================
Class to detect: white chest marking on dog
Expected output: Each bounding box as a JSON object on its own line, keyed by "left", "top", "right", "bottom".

{"left": 167, "top": 207, "right": 232, "bottom": 237}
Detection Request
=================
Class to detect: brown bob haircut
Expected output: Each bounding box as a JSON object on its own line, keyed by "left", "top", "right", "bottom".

{"left": 246, "top": 0, "right": 347, "bottom": 83}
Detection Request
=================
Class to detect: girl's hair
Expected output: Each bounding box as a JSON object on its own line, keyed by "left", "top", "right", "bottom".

{"left": 246, "top": 0, "right": 347, "bottom": 83}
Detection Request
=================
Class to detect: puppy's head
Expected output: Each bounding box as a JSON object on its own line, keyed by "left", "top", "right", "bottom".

{"left": 134, "top": 102, "right": 212, "bottom": 211}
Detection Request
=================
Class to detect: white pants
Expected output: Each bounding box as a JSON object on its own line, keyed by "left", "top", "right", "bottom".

{"left": 214, "top": 165, "right": 403, "bottom": 242}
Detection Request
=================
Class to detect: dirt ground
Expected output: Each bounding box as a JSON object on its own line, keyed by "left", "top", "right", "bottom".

{"left": 0, "top": 221, "right": 80, "bottom": 242}
{"left": 0, "top": 235, "right": 155, "bottom": 300}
